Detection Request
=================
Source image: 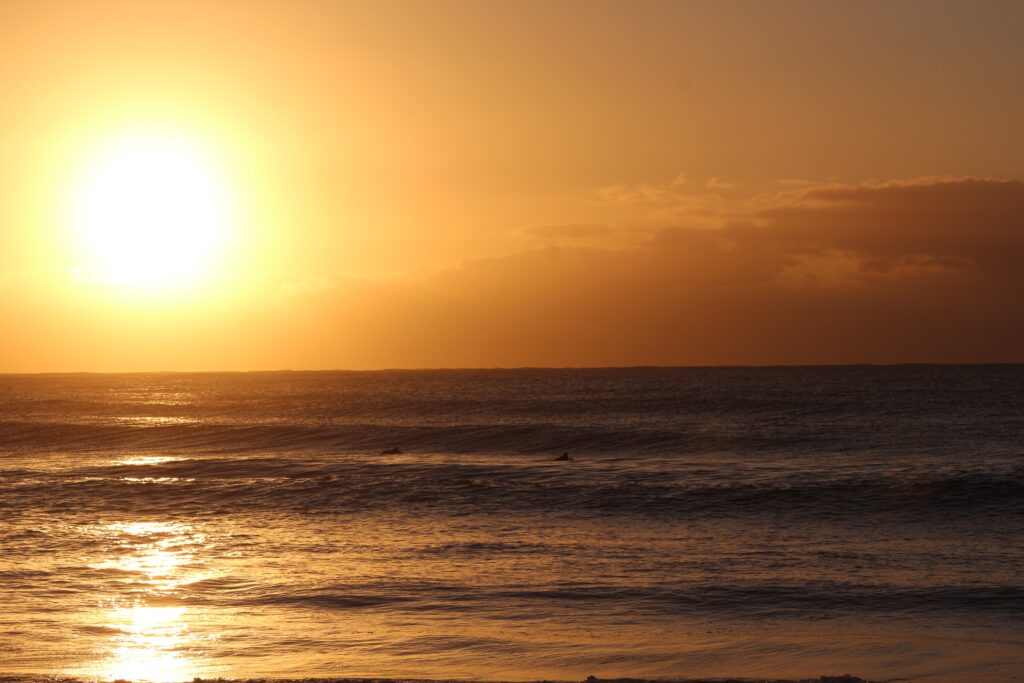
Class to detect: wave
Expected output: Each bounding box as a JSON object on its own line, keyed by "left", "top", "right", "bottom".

{"left": 0, "top": 419, "right": 831, "bottom": 456}
{"left": 3, "top": 456, "right": 1022, "bottom": 519}
{"left": 1, "top": 418, "right": 1015, "bottom": 458}
{"left": 148, "top": 575, "right": 1024, "bottom": 619}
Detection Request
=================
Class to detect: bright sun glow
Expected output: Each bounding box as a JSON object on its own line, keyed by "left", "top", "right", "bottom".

{"left": 69, "top": 132, "right": 236, "bottom": 291}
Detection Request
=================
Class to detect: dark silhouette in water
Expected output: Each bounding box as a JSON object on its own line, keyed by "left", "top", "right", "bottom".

{"left": 554, "top": 452, "right": 574, "bottom": 461}
{"left": 380, "top": 447, "right": 403, "bottom": 455}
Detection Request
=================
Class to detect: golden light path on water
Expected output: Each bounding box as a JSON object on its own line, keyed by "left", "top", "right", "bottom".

{"left": 81, "top": 520, "right": 209, "bottom": 682}
{"left": 105, "top": 605, "right": 193, "bottom": 682}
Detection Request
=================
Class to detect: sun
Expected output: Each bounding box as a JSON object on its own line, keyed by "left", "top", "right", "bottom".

{"left": 68, "top": 131, "right": 237, "bottom": 291}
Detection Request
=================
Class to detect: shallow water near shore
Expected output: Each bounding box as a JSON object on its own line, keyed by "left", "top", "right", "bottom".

{"left": 1, "top": 367, "right": 1023, "bottom": 682}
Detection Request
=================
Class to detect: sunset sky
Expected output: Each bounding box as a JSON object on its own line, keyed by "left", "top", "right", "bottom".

{"left": 2, "top": 0, "right": 1023, "bottom": 371}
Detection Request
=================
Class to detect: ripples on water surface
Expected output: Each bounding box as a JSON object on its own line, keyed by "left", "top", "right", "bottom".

{"left": 1, "top": 367, "right": 1023, "bottom": 682}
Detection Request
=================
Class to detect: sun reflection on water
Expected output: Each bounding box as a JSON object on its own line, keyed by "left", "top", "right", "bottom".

{"left": 115, "top": 455, "right": 181, "bottom": 466}
{"left": 105, "top": 605, "right": 195, "bottom": 682}
{"left": 81, "top": 520, "right": 209, "bottom": 682}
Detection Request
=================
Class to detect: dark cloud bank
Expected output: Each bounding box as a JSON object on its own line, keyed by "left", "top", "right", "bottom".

{"left": 280, "top": 178, "right": 1024, "bottom": 368}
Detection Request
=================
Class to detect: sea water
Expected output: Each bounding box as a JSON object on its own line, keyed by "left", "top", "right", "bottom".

{"left": 1, "top": 367, "right": 1022, "bottom": 682}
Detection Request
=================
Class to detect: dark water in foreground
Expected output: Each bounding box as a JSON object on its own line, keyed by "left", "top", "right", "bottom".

{"left": 1, "top": 367, "right": 1023, "bottom": 682}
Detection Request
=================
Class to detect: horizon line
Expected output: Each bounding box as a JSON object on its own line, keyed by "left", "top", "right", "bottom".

{"left": 3, "top": 361, "right": 1023, "bottom": 376}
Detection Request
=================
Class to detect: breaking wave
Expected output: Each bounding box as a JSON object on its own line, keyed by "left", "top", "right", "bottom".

{"left": 3, "top": 455, "right": 1022, "bottom": 519}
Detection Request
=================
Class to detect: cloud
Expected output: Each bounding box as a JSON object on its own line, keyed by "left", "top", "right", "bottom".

{"left": 519, "top": 223, "right": 616, "bottom": 242}
{"left": 516, "top": 222, "right": 652, "bottom": 250}
{"left": 755, "top": 177, "right": 1024, "bottom": 274}
{"left": 705, "top": 177, "right": 736, "bottom": 190}
{"left": 288, "top": 177, "right": 1024, "bottom": 367}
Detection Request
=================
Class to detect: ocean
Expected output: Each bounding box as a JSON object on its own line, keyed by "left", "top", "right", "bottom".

{"left": 1, "top": 367, "right": 1022, "bottom": 682}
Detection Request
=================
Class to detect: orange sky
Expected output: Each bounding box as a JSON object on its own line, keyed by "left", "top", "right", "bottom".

{"left": 2, "top": 0, "right": 1024, "bottom": 371}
